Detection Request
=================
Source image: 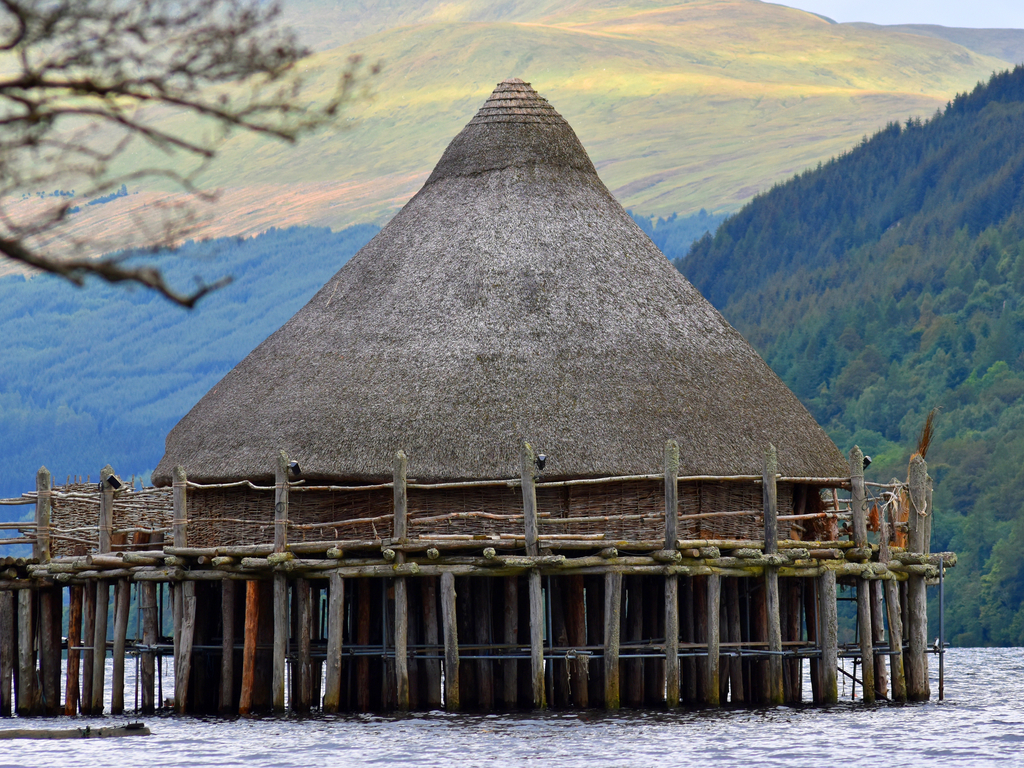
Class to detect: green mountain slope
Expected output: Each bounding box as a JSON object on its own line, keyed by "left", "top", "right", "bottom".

{"left": 680, "top": 66, "right": 1024, "bottom": 646}
{"left": 34, "top": 0, "right": 1016, "bottom": 266}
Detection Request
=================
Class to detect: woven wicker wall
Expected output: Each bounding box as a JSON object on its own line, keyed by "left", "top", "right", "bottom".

{"left": 50, "top": 484, "right": 173, "bottom": 557}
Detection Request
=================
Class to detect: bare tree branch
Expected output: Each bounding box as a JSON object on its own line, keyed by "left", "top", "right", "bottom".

{"left": 0, "top": 0, "right": 377, "bottom": 307}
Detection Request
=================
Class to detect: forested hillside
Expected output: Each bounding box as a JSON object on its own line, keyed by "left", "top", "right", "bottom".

{"left": 0, "top": 225, "right": 377, "bottom": 504}
{"left": 681, "top": 66, "right": 1024, "bottom": 646}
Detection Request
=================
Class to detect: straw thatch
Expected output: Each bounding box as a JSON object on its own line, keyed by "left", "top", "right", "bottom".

{"left": 154, "top": 79, "right": 846, "bottom": 486}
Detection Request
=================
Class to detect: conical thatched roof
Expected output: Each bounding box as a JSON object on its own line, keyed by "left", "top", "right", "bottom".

{"left": 153, "top": 79, "right": 846, "bottom": 486}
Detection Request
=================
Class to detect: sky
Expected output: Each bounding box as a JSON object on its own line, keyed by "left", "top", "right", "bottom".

{"left": 778, "top": 1, "right": 1024, "bottom": 29}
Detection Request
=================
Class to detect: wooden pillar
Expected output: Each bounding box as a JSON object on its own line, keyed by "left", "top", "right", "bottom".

{"left": 726, "top": 578, "right": 745, "bottom": 704}
{"left": 355, "top": 578, "right": 371, "bottom": 711}
{"left": 99, "top": 464, "right": 115, "bottom": 554}
{"left": 441, "top": 571, "right": 459, "bottom": 711}
{"left": 624, "top": 576, "right": 643, "bottom": 707}
{"left": 239, "top": 580, "right": 260, "bottom": 716}
{"left": 16, "top": 590, "right": 35, "bottom": 716}
{"left": 272, "top": 451, "right": 289, "bottom": 713}
{"left": 521, "top": 442, "right": 546, "bottom": 710}
{"left": 563, "top": 575, "right": 587, "bottom": 709}
{"left": 91, "top": 580, "right": 109, "bottom": 714}
{"left": 804, "top": 577, "right": 820, "bottom": 704}
{"left": 174, "top": 581, "right": 196, "bottom": 713}
{"left": 0, "top": 590, "right": 13, "bottom": 717}
{"left": 323, "top": 571, "right": 344, "bottom": 713}
{"left": 81, "top": 581, "right": 96, "bottom": 714}
{"left": 111, "top": 580, "right": 130, "bottom": 714}
{"left": 140, "top": 582, "right": 157, "bottom": 714}
{"left": 295, "top": 579, "right": 312, "bottom": 713}
{"left": 763, "top": 444, "right": 784, "bottom": 705}
{"left": 603, "top": 571, "right": 622, "bottom": 709}
{"left": 393, "top": 451, "right": 410, "bottom": 711}
{"left": 819, "top": 569, "right": 839, "bottom": 704}
{"left": 62, "top": 586, "right": 82, "bottom": 716}
{"left": 870, "top": 579, "right": 888, "bottom": 699}
{"left": 502, "top": 576, "right": 519, "bottom": 708}
{"left": 421, "top": 578, "right": 442, "bottom": 709}
{"left": 682, "top": 576, "right": 697, "bottom": 704}
{"left": 664, "top": 441, "right": 680, "bottom": 708}
{"left": 704, "top": 574, "right": 721, "bottom": 707}
{"left": 784, "top": 580, "right": 803, "bottom": 703}
{"left": 878, "top": 503, "right": 906, "bottom": 702}
{"left": 219, "top": 579, "right": 236, "bottom": 713}
{"left": 906, "top": 455, "right": 930, "bottom": 701}
{"left": 34, "top": 467, "right": 51, "bottom": 563}
{"left": 849, "top": 446, "right": 875, "bottom": 703}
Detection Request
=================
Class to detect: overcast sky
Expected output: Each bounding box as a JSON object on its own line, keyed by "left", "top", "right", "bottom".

{"left": 777, "top": 1, "right": 1024, "bottom": 29}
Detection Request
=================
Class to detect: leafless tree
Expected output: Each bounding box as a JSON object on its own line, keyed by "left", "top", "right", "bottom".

{"left": 0, "top": 0, "right": 373, "bottom": 306}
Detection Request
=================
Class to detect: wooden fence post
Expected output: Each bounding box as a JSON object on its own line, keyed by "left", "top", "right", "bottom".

{"left": 521, "top": 442, "right": 545, "bottom": 710}
{"left": 34, "top": 467, "right": 51, "bottom": 563}
{"left": 664, "top": 440, "right": 680, "bottom": 708}
{"left": 763, "top": 444, "right": 784, "bottom": 705}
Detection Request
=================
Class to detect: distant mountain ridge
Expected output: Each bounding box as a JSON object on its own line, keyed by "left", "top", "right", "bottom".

{"left": 680, "top": 65, "right": 1024, "bottom": 646}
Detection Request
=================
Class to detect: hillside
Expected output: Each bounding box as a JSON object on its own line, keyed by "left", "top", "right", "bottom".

{"left": 680, "top": 66, "right": 1024, "bottom": 646}
{"left": 7, "top": 0, "right": 1017, "bottom": 273}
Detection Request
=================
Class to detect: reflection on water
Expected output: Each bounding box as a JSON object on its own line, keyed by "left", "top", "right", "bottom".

{"left": 3, "top": 648, "right": 1022, "bottom": 768}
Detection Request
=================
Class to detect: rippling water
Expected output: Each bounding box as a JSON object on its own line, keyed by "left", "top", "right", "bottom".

{"left": 4, "top": 648, "right": 1022, "bottom": 768}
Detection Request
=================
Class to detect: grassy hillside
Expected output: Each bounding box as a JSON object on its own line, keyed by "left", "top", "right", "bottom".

{"left": 18, "top": 0, "right": 1015, "bottom": 271}
{"left": 680, "top": 66, "right": 1024, "bottom": 646}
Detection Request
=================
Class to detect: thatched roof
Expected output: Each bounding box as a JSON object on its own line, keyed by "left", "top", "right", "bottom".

{"left": 154, "top": 79, "right": 846, "bottom": 485}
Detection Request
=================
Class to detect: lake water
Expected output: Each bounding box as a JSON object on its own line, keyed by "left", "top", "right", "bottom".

{"left": 3, "top": 648, "right": 1022, "bottom": 768}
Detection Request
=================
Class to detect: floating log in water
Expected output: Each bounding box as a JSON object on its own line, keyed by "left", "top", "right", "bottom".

{"left": 0, "top": 723, "right": 151, "bottom": 739}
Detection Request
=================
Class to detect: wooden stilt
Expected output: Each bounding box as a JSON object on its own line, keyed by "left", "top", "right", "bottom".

{"left": 878, "top": 489, "right": 906, "bottom": 702}
{"left": 749, "top": 576, "right": 767, "bottom": 703}
{"left": 804, "top": 577, "right": 820, "bottom": 704}
{"left": 441, "top": 571, "right": 459, "bottom": 711}
{"left": 763, "top": 445, "right": 784, "bottom": 706}
{"left": 140, "top": 582, "right": 157, "bottom": 714}
{"left": 665, "top": 575, "right": 680, "bottom": 708}
{"left": 272, "top": 573, "right": 287, "bottom": 713}
{"left": 718, "top": 584, "right": 730, "bottom": 704}
{"left": 0, "top": 590, "right": 13, "bottom": 717}
{"left": 785, "top": 580, "right": 802, "bottom": 703}
{"left": 585, "top": 576, "right": 604, "bottom": 707}
{"left": 111, "top": 580, "right": 130, "bottom": 714}
{"left": 871, "top": 579, "right": 888, "bottom": 699}
{"left": 81, "top": 581, "right": 95, "bottom": 715}
{"left": 906, "top": 455, "right": 930, "bottom": 702}
{"left": 239, "top": 580, "right": 260, "bottom": 716}
{"left": 38, "top": 587, "right": 60, "bottom": 716}
{"left": 174, "top": 581, "right": 196, "bottom": 714}
{"left": 91, "top": 580, "right": 109, "bottom": 714}
{"left": 564, "top": 575, "right": 587, "bottom": 709}
{"left": 726, "top": 578, "right": 745, "bottom": 704}
{"left": 502, "top": 576, "right": 519, "bottom": 709}
{"left": 15, "top": 590, "right": 34, "bottom": 716}
{"left": 625, "top": 575, "right": 643, "bottom": 707}
{"left": 219, "top": 579, "right": 236, "bottom": 714}
{"left": 528, "top": 570, "right": 545, "bottom": 709}
{"left": 819, "top": 569, "right": 838, "bottom": 705}
{"left": 324, "top": 572, "right": 344, "bottom": 713}
{"left": 391, "top": 451, "right": 410, "bottom": 712}
{"left": 295, "top": 579, "right": 312, "bottom": 713}
{"left": 603, "top": 571, "right": 622, "bottom": 709}
{"left": 704, "top": 574, "right": 721, "bottom": 707}
{"left": 682, "top": 576, "right": 697, "bottom": 704}
{"left": 475, "top": 578, "right": 494, "bottom": 710}
{"left": 422, "top": 578, "right": 442, "bottom": 709}
{"left": 62, "top": 586, "right": 82, "bottom": 716}
{"left": 849, "top": 447, "right": 875, "bottom": 703}
{"left": 355, "top": 578, "right": 371, "bottom": 712}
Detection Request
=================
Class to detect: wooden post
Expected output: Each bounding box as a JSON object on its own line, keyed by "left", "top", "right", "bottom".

{"left": 603, "top": 571, "right": 622, "bottom": 709}
{"left": 323, "top": 572, "right": 344, "bottom": 713}
{"left": 878, "top": 505, "right": 907, "bottom": 702}
{"left": 62, "top": 586, "right": 82, "bottom": 716}
{"left": 393, "top": 450, "right": 410, "bottom": 711}
{"left": 171, "top": 464, "right": 186, "bottom": 711}
{"left": 804, "top": 577, "right": 820, "bottom": 704}
{"left": 819, "top": 569, "right": 839, "bottom": 705}
{"left": 503, "top": 576, "right": 518, "bottom": 708}
{"left": 871, "top": 579, "right": 888, "bottom": 699}
{"left": 849, "top": 446, "right": 875, "bottom": 703}
{"left": 440, "top": 571, "right": 460, "bottom": 711}
{"left": 763, "top": 444, "right": 784, "bottom": 705}
{"left": 174, "top": 581, "right": 196, "bottom": 713}
{"left": 664, "top": 440, "right": 680, "bottom": 708}
{"left": 564, "top": 575, "right": 587, "bottom": 709}
{"left": 16, "top": 590, "right": 34, "bottom": 716}
{"left": 1, "top": 590, "right": 13, "bottom": 716}
{"left": 726, "top": 578, "right": 745, "bottom": 704}
{"left": 81, "top": 582, "right": 95, "bottom": 714}
{"left": 704, "top": 574, "right": 721, "bottom": 706}
{"left": 906, "top": 455, "right": 930, "bottom": 701}
{"left": 37, "top": 588, "right": 60, "bottom": 716}
{"left": 34, "top": 467, "right": 51, "bottom": 563}
{"left": 682, "top": 577, "right": 697, "bottom": 704}
{"left": 625, "top": 576, "right": 644, "bottom": 707}
{"left": 100, "top": 464, "right": 115, "bottom": 554}
{"left": 521, "top": 442, "right": 546, "bottom": 710}
{"left": 355, "top": 579, "right": 370, "bottom": 711}
{"left": 111, "top": 580, "right": 130, "bottom": 714}
{"left": 295, "top": 579, "right": 312, "bottom": 713}
{"left": 421, "top": 578, "right": 442, "bottom": 709}
{"left": 272, "top": 451, "right": 289, "bottom": 712}
{"left": 239, "top": 580, "right": 260, "bottom": 716}
{"left": 140, "top": 582, "right": 157, "bottom": 714}
{"left": 91, "top": 580, "right": 109, "bottom": 714}
{"left": 784, "top": 581, "right": 802, "bottom": 703}
{"left": 219, "top": 579, "right": 236, "bottom": 714}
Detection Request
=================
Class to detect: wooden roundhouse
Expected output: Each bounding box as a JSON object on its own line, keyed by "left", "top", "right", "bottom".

{"left": 0, "top": 80, "right": 950, "bottom": 718}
